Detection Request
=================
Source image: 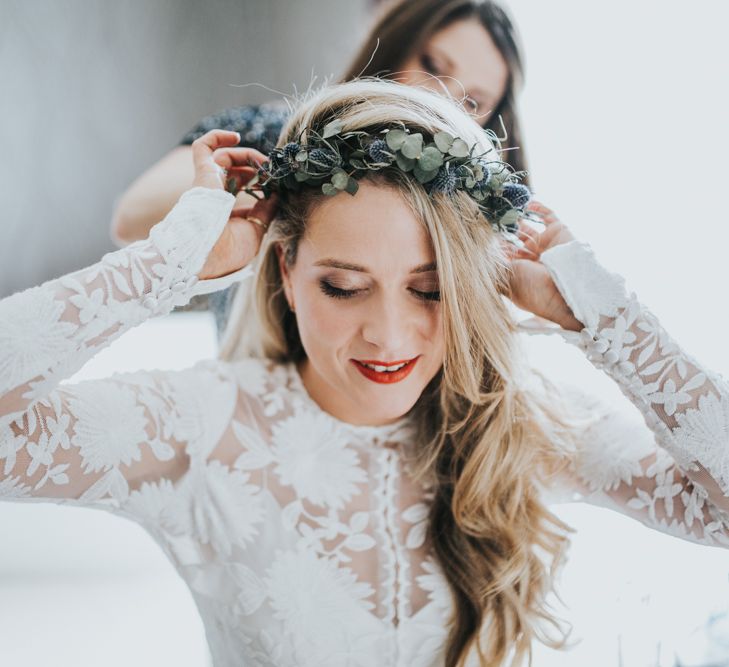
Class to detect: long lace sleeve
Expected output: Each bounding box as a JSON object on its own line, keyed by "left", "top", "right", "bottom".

{"left": 521, "top": 240, "right": 729, "bottom": 548}
{"left": 0, "top": 187, "right": 246, "bottom": 510}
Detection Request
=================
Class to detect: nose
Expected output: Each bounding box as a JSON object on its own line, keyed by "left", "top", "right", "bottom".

{"left": 360, "top": 294, "right": 413, "bottom": 354}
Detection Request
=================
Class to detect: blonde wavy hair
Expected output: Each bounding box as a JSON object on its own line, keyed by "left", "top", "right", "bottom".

{"left": 219, "top": 79, "right": 587, "bottom": 666}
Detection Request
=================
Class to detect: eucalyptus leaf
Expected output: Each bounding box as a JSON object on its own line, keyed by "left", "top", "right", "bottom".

{"left": 395, "top": 153, "right": 415, "bottom": 172}
{"left": 344, "top": 177, "right": 359, "bottom": 195}
{"left": 332, "top": 171, "right": 349, "bottom": 189}
{"left": 448, "top": 138, "right": 469, "bottom": 157}
{"left": 322, "top": 182, "right": 339, "bottom": 196}
{"left": 413, "top": 165, "right": 439, "bottom": 184}
{"left": 401, "top": 133, "right": 424, "bottom": 159}
{"left": 465, "top": 177, "right": 476, "bottom": 188}
{"left": 349, "top": 158, "right": 367, "bottom": 169}
{"left": 385, "top": 129, "right": 408, "bottom": 150}
{"left": 491, "top": 171, "right": 510, "bottom": 189}
{"left": 294, "top": 171, "right": 309, "bottom": 182}
{"left": 434, "top": 132, "right": 454, "bottom": 152}
{"left": 419, "top": 146, "right": 444, "bottom": 171}
{"left": 499, "top": 209, "right": 520, "bottom": 229}
{"left": 322, "top": 120, "right": 344, "bottom": 139}
{"left": 295, "top": 150, "right": 308, "bottom": 162}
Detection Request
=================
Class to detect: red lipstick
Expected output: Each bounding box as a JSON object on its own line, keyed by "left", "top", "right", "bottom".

{"left": 351, "top": 357, "right": 419, "bottom": 384}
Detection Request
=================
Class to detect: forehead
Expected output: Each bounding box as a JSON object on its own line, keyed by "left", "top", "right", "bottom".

{"left": 426, "top": 18, "right": 508, "bottom": 99}
{"left": 298, "top": 182, "right": 435, "bottom": 274}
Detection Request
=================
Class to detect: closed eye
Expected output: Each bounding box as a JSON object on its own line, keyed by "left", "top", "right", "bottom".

{"left": 419, "top": 53, "right": 442, "bottom": 77}
{"left": 319, "top": 281, "right": 440, "bottom": 302}
{"left": 319, "top": 281, "right": 360, "bottom": 299}
{"left": 411, "top": 288, "right": 440, "bottom": 302}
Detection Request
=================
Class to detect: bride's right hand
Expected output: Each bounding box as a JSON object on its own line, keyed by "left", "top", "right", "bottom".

{"left": 191, "top": 129, "right": 278, "bottom": 280}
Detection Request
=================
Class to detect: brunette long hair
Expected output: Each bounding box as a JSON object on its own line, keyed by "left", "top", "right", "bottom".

{"left": 343, "top": 0, "right": 529, "bottom": 180}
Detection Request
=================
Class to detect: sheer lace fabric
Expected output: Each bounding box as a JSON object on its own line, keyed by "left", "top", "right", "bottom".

{"left": 1, "top": 189, "right": 727, "bottom": 666}
{"left": 529, "top": 241, "right": 729, "bottom": 545}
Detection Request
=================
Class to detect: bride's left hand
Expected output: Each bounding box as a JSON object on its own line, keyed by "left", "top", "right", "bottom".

{"left": 502, "top": 201, "right": 584, "bottom": 331}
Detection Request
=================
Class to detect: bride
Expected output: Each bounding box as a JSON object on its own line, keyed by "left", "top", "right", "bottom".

{"left": 1, "top": 79, "right": 727, "bottom": 667}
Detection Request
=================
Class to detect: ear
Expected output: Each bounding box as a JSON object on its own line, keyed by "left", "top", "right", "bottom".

{"left": 275, "top": 243, "right": 295, "bottom": 312}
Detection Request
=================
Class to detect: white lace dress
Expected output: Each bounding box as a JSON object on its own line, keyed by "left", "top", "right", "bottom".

{"left": 1, "top": 188, "right": 727, "bottom": 667}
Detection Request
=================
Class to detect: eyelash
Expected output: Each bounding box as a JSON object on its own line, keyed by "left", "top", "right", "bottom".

{"left": 419, "top": 53, "right": 441, "bottom": 76}
{"left": 319, "top": 280, "right": 441, "bottom": 302}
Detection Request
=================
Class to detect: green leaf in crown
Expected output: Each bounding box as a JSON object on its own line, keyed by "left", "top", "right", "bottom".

{"left": 244, "top": 121, "right": 536, "bottom": 240}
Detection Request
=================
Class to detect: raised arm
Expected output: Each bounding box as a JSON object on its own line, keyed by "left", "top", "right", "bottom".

{"left": 515, "top": 219, "right": 729, "bottom": 548}
{"left": 1, "top": 131, "right": 275, "bottom": 510}
{"left": 111, "top": 103, "right": 287, "bottom": 245}
{"left": 111, "top": 145, "right": 195, "bottom": 245}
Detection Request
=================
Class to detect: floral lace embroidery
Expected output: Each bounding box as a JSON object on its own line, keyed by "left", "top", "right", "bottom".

{"left": 535, "top": 240, "right": 729, "bottom": 547}
{"left": 2, "top": 187, "right": 728, "bottom": 666}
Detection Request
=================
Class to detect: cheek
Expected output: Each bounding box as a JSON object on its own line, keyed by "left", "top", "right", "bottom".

{"left": 427, "top": 309, "right": 445, "bottom": 356}
{"left": 296, "top": 289, "right": 356, "bottom": 346}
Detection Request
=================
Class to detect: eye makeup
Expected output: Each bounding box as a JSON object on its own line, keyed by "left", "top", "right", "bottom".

{"left": 318, "top": 279, "right": 440, "bottom": 302}
{"left": 419, "top": 52, "right": 443, "bottom": 77}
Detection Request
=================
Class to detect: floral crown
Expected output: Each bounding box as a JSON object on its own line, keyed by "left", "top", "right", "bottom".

{"left": 235, "top": 120, "right": 532, "bottom": 241}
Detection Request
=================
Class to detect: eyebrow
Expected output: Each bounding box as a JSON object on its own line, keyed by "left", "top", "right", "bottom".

{"left": 314, "top": 259, "right": 437, "bottom": 274}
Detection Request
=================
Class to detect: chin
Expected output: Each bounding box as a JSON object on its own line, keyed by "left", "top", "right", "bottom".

{"left": 374, "top": 393, "right": 419, "bottom": 418}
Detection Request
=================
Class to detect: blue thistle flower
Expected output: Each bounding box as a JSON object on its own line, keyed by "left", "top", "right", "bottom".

{"left": 501, "top": 183, "right": 531, "bottom": 208}
{"left": 269, "top": 142, "right": 301, "bottom": 177}
{"left": 281, "top": 142, "right": 301, "bottom": 161}
{"left": 308, "top": 147, "right": 340, "bottom": 172}
{"left": 429, "top": 165, "right": 458, "bottom": 195}
{"left": 366, "top": 139, "right": 393, "bottom": 164}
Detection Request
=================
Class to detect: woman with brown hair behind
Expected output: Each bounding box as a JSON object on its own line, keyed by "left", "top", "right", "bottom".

{"left": 111, "top": 0, "right": 529, "bottom": 338}
{"left": 2, "top": 78, "right": 727, "bottom": 666}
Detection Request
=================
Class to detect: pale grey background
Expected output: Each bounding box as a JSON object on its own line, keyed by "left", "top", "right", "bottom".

{"left": 1, "top": 1, "right": 729, "bottom": 665}
{"left": 0, "top": 0, "right": 369, "bottom": 297}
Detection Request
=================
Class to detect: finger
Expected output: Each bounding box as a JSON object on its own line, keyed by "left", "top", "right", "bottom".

{"left": 235, "top": 192, "right": 279, "bottom": 226}
{"left": 501, "top": 235, "right": 537, "bottom": 259}
{"left": 191, "top": 130, "right": 242, "bottom": 182}
{"left": 516, "top": 221, "right": 538, "bottom": 243}
{"left": 526, "top": 200, "right": 559, "bottom": 224}
{"left": 515, "top": 223, "right": 540, "bottom": 254}
{"left": 248, "top": 192, "right": 279, "bottom": 223}
{"left": 213, "top": 146, "right": 268, "bottom": 170}
{"left": 514, "top": 244, "right": 538, "bottom": 259}
{"left": 506, "top": 247, "right": 538, "bottom": 264}
{"left": 193, "top": 129, "right": 242, "bottom": 153}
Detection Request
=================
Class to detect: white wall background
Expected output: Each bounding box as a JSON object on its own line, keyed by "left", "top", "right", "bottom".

{"left": 0, "top": 0, "right": 370, "bottom": 297}
{"left": 1, "top": 1, "right": 728, "bottom": 666}
{"left": 509, "top": 0, "right": 729, "bottom": 372}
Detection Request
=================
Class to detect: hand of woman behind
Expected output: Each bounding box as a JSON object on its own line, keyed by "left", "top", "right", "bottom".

{"left": 191, "top": 129, "right": 278, "bottom": 280}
